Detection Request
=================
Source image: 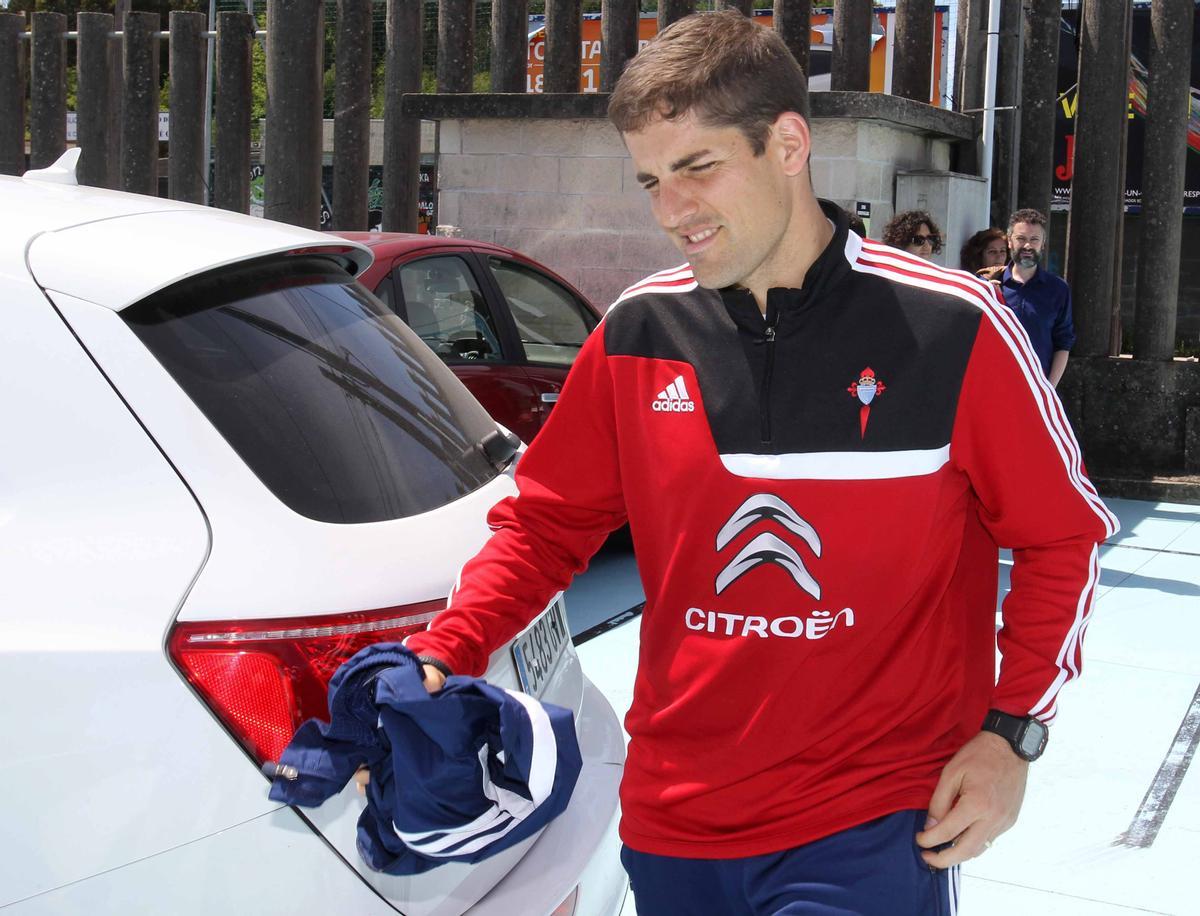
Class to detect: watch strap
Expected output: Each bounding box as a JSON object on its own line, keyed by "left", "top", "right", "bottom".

{"left": 981, "top": 708, "right": 1047, "bottom": 761}
{"left": 415, "top": 654, "right": 453, "bottom": 679}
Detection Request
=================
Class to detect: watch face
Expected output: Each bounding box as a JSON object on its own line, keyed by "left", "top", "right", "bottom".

{"left": 1019, "top": 721, "right": 1048, "bottom": 758}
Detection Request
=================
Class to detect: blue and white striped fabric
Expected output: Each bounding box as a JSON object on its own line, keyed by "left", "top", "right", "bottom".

{"left": 267, "top": 643, "right": 582, "bottom": 875}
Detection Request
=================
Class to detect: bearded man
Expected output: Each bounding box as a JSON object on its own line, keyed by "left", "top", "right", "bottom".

{"left": 996, "top": 209, "right": 1076, "bottom": 386}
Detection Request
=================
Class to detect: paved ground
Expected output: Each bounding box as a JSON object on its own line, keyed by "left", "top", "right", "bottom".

{"left": 568, "top": 497, "right": 1200, "bottom": 916}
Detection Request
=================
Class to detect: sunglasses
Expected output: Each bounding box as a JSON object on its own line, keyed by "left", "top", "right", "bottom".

{"left": 910, "top": 234, "right": 937, "bottom": 246}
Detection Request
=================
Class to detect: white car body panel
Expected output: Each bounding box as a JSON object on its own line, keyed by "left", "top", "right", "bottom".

{"left": 3, "top": 808, "right": 398, "bottom": 915}
{"left": 1, "top": 173, "right": 626, "bottom": 915}
{"left": 51, "top": 290, "right": 519, "bottom": 618}
{"left": 0, "top": 266, "right": 270, "bottom": 903}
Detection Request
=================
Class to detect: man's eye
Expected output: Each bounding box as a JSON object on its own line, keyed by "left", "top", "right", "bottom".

{"left": 688, "top": 162, "right": 715, "bottom": 174}
{"left": 640, "top": 180, "right": 658, "bottom": 191}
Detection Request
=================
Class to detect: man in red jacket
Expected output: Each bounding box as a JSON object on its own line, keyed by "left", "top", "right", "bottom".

{"left": 403, "top": 11, "right": 1117, "bottom": 913}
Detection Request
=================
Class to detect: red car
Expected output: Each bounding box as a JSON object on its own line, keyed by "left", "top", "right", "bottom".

{"left": 337, "top": 232, "right": 603, "bottom": 445}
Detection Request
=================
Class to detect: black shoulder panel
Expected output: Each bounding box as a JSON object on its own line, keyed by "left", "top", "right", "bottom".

{"left": 602, "top": 272, "right": 984, "bottom": 455}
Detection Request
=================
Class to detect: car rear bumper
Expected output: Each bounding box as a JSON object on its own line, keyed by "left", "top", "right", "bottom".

{"left": 469, "top": 675, "right": 628, "bottom": 916}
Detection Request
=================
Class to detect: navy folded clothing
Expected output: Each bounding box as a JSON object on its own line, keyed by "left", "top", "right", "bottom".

{"left": 268, "top": 642, "right": 582, "bottom": 875}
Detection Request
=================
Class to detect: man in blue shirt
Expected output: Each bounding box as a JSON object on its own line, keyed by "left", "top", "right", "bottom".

{"left": 996, "top": 208, "right": 1075, "bottom": 386}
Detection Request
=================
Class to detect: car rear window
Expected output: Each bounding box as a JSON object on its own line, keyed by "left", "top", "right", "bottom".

{"left": 123, "top": 256, "right": 502, "bottom": 524}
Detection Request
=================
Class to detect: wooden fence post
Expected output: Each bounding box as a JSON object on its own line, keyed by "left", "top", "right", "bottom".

{"left": 265, "top": 0, "right": 324, "bottom": 228}
{"left": 30, "top": 12, "right": 66, "bottom": 171}
{"left": 544, "top": 0, "right": 581, "bottom": 93}
{"left": 334, "top": 0, "right": 372, "bottom": 229}
{"left": 601, "top": 0, "right": 638, "bottom": 92}
{"left": 491, "top": 0, "right": 527, "bottom": 93}
{"left": 1133, "top": 0, "right": 1194, "bottom": 360}
{"left": 1065, "top": 0, "right": 1132, "bottom": 356}
{"left": 214, "top": 11, "right": 255, "bottom": 213}
{"left": 892, "top": 0, "right": 933, "bottom": 102}
{"left": 168, "top": 11, "right": 207, "bottom": 203}
{"left": 657, "top": 0, "right": 694, "bottom": 33}
{"left": 0, "top": 14, "right": 27, "bottom": 176}
{"left": 77, "top": 14, "right": 115, "bottom": 188}
{"left": 831, "top": 0, "right": 871, "bottom": 92}
{"left": 121, "top": 12, "right": 160, "bottom": 195}
{"left": 438, "top": 0, "right": 474, "bottom": 93}
{"left": 774, "top": 0, "right": 810, "bottom": 76}
{"left": 384, "top": 0, "right": 422, "bottom": 231}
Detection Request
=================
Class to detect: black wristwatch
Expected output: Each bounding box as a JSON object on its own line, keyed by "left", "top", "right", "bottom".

{"left": 415, "top": 655, "right": 453, "bottom": 680}
{"left": 981, "top": 709, "right": 1049, "bottom": 761}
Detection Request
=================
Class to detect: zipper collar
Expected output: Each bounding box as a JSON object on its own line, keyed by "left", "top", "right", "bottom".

{"left": 717, "top": 199, "right": 853, "bottom": 332}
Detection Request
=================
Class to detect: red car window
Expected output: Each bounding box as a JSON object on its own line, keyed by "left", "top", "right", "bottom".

{"left": 487, "top": 257, "right": 596, "bottom": 368}
{"left": 397, "top": 256, "right": 504, "bottom": 362}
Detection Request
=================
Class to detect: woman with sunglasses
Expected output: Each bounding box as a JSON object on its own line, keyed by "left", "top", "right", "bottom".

{"left": 882, "top": 209, "right": 943, "bottom": 261}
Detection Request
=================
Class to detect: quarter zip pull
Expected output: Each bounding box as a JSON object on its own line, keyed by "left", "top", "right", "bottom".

{"left": 760, "top": 314, "right": 778, "bottom": 445}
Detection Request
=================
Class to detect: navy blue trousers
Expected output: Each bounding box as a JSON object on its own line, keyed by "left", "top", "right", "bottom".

{"left": 620, "top": 810, "right": 960, "bottom": 916}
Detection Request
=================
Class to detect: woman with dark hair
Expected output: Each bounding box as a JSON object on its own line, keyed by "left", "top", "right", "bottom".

{"left": 960, "top": 228, "right": 1008, "bottom": 274}
{"left": 882, "top": 210, "right": 943, "bottom": 261}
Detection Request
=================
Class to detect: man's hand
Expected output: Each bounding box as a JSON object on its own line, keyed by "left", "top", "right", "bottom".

{"left": 420, "top": 663, "right": 447, "bottom": 693}
{"left": 915, "top": 731, "right": 1029, "bottom": 868}
{"left": 354, "top": 663, "right": 448, "bottom": 794}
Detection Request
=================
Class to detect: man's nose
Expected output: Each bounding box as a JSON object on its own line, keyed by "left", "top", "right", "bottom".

{"left": 654, "top": 180, "right": 699, "bottom": 231}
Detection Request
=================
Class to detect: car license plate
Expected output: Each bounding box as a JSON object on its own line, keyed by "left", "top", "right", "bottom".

{"left": 511, "top": 600, "right": 570, "bottom": 697}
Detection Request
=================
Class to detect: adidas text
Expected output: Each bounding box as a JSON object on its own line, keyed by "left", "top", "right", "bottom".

{"left": 653, "top": 399, "right": 696, "bottom": 412}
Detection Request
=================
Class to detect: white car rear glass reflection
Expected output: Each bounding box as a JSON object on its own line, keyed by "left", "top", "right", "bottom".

{"left": 124, "top": 256, "right": 500, "bottom": 523}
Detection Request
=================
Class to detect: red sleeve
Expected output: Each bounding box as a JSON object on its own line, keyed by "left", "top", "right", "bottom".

{"left": 951, "top": 303, "right": 1119, "bottom": 724}
{"left": 405, "top": 328, "right": 626, "bottom": 676}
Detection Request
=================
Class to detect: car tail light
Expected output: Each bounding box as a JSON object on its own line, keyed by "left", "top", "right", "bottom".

{"left": 167, "top": 601, "right": 444, "bottom": 766}
{"left": 549, "top": 886, "right": 579, "bottom": 916}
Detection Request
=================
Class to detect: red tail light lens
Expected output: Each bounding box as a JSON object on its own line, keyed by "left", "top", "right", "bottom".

{"left": 167, "top": 601, "right": 444, "bottom": 766}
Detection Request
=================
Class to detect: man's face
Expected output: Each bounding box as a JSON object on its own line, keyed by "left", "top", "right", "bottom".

{"left": 982, "top": 238, "right": 1008, "bottom": 267}
{"left": 1008, "top": 221, "right": 1045, "bottom": 269}
{"left": 623, "top": 112, "right": 800, "bottom": 293}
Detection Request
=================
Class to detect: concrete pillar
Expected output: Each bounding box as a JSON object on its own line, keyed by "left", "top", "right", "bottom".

{"left": 1016, "top": 0, "right": 1061, "bottom": 224}
{"left": 30, "top": 12, "right": 66, "bottom": 171}
{"left": 774, "top": 0, "right": 811, "bottom": 76}
{"left": 1064, "top": 0, "right": 1131, "bottom": 357}
{"left": 438, "top": 0, "right": 474, "bottom": 93}
{"left": 384, "top": 0, "right": 422, "bottom": 232}
{"left": 0, "top": 14, "right": 24, "bottom": 176}
{"left": 658, "top": 0, "right": 694, "bottom": 33}
{"left": 892, "top": 0, "right": 933, "bottom": 103}
{"left": 544, "top": 0, "right": 582, "bottom": 93}
{"left": 121, "top": 12, "right": 160, "bottom": 195}
{"left": 214, "top": 12, "right": 255, "bottom": 214}
{"left": 600, "top": 0, "right": 638, "bottom": 92}
{"left": 169, "top": 12, "right": 207, "bottom": 204}
{"left": 264, "top": 0, "right": 324, "bottom": 228}
{"left": 490, "top": 0, "right": 527, "bottom": 93}
{"left": 989, "top": 1, "right": 1022, "bottom": 226}
{"left": 1133, "top": 0, "right": 1192, "bottom": 360}
{"left": 831, "top": 0, "right": 871, "bottom": 92}
{"left": 77, "top": 14, "right": 114, "bottom": 188}
{"left": 334, "top": 0, "right": 372, "bottom": 229}
{"left": 717, "top": 0, "right": 752, "bottom": 15}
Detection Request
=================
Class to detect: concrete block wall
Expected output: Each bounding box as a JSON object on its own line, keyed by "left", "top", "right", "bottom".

{"left": 436, "top": 117, "right": 955, "bottom": 310}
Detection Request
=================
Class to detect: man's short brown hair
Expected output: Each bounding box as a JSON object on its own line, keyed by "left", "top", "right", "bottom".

{"left": 607, "top": 10, "right": 810, "bottom": 156}
{"left": 1007, "top": 208, "right": 1048, "bottom": 233}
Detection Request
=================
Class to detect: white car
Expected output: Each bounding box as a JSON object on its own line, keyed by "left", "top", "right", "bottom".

{"left": 0, "top": 153, "right": 627, "bottom": 916}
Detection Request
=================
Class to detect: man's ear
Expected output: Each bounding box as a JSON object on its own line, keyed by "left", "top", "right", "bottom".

{"left": 772, "top": 112, "right": 811, "bottom": 178}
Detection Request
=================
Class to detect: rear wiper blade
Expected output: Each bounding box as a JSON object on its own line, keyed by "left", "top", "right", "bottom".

{"left": 477, "top": 428, "right": 522, "bottom": 471}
